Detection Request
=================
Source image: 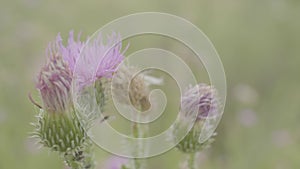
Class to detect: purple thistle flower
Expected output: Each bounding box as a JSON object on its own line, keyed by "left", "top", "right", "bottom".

{"left": 57, "top": 30, "right": 84, "bottom": 72}
{"left": 181, "top": 83, "right": 219, "bottom": 121}
{"left": 36, "top": 54, "right": 72, "bottom": 113}
{"left": 74, "top": 32, "right": 126, "bottom": 88}
{"left": 174, "top": 84, "right": 219, "bottom": 153}
{"left": 35, "top": 31, "right": 126, "bottom": 111}
{"left": 54, "top": 31, "right": 125, "bottom": 89}
{"left": 103, "top": 156, "right": 128, "bottom": 169}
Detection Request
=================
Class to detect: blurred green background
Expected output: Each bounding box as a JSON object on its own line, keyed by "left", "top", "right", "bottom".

{"left": 1, "top": 0, "right": 300, "bottom": 169}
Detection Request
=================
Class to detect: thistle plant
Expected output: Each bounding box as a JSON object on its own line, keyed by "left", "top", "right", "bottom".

{"left": 31, "top": 54, "right": 94, "bottom": 169}
{"left": 30, "top": 30, "right": 220, "bottom": 169}
{"left": 30, "top": 31, "right": 125, "bottom": 169}
{"left": 112, "top": 65, "right": 151, "bottom": 112}
{"left": 173, "top": 83, "right": 219, "bottom": 169}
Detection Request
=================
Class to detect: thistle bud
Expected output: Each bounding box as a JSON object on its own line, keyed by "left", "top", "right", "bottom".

{"left": 112, "top": 65, "right": 151, "bottom": 111}
{"left": 31, "top": 35, "right": 94, "bottom": 169}
{"left": 174, "top": 83, "right": 219, "bottom": 153}
{"left": 36, "top": 55, "right": 72, "bottom": 113}
{"left": 181, "top": 83, "right": 219, "bottom": 121}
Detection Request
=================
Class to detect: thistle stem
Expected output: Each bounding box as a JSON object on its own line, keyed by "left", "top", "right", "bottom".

{"left": 130, "top": 102, "right": 149, "bottom": 169}
{"left": 188, "top": 153, "right": 195, "bottom": 169}
{"left": 132, "top": 122, "right": 141, "bottom": 169}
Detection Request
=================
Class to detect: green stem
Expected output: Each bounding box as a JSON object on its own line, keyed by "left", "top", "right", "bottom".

{"left": 130, "top": 103, "right": 149, "bottom": 169}
{"left": 132, "top": 122, "right": 141, "bottom": 169}
{"left": 188, "top": 153, "right": 195, "bottom": 169}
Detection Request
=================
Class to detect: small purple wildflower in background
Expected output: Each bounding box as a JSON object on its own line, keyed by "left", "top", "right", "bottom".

{"left": 103, "top": 156, "right": 128, "bottom": 169}
{"left": 237, "top": 109, "right": 258, "bottom": 127}
{"left": 271, "top": 130, "right": 293, "bottom": 148}
{"left": 233, "top": 83, "right": 259, "bottom": 105}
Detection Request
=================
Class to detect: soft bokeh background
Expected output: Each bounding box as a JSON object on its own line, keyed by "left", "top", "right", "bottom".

{"left": 1, "top": 0, "right": 299, "bottom": 169}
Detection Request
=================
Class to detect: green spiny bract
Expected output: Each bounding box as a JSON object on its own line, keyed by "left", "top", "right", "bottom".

{"left": 32, "top": 108, "right": 94, "bottom": 169}
{"left": 175, "top": 125, "right": 216, "bottom": 153}
{"left": 33, "top": 109, "right": 85, "bottom": 152}
{"left": 172, "top": 119, "right": 216, "bottom": 153}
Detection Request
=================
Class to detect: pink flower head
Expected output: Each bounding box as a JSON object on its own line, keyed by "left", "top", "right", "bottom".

{"left": 36, "top": 54, "right": 72, "bottom": 113}
{"left": 74, "top": 32, "right": 126, "bottom": 88}
{"left": 35, "top": 31, "right": 126, "bottom": 111}
{"left": 55, "top": 31, "right": 126, "bottom": 89}
{"left": 181, "top": 83, "right": 219, "bottom": 120}
{"left": 57, "top": 30, "right": 84, "bottom": 72}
